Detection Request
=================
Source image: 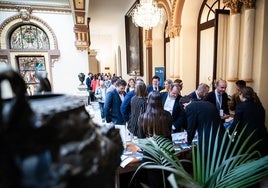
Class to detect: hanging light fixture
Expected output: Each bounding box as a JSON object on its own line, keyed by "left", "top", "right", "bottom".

{"left": 131, "top": 0, "right": 164, "bottom": 30}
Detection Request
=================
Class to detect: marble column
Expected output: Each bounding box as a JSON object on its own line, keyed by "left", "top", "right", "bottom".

{"left": 223, "top": 0, "right": 243, "bottom": 94}
{"left": 240, "top": 0, "right": 256, "bottom": 82}
{"left": 173, "top": 25, "right": 182, "bottom": 80}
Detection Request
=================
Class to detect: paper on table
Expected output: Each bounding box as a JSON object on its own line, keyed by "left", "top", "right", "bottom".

{"left": 120, "top": 155, "right": 135, "bottom": 168}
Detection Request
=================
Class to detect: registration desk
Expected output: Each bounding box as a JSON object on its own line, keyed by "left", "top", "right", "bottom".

{"left": 115, "top": 136, "right": 195, "bottom": 188}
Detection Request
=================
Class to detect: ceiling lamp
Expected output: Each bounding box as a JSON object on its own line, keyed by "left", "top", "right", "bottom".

{"left": 131, "top": 0, "right": 164, "bottom": 30}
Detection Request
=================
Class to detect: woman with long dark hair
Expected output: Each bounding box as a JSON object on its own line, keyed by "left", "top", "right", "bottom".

{"left": 137, "top": 90, "right": 173, "bottom": 139}
{"left": 137, "top": 91, "right": 173, "bottom": 188}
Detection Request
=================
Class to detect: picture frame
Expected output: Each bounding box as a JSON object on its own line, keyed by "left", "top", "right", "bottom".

{"left": 125, "top": 1, "right": 143, "bottom": 76}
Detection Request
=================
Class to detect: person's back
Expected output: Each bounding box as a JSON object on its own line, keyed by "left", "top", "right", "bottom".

{"left": 229, "top": 86, "right": 268, "bottom": 156}
{"left": 128, "top": 81, "right": 147, "bottom": 136}
{"left": 138, "top": 91, "right": 172, "bottom": 139}
{"left": 137, "top": 91, "right": 173, "bottom": 188}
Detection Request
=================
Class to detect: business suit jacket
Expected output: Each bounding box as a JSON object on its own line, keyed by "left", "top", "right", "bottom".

{"left": 104, "top": 89, "right": 125, "bottom": 124}
{"left": 204, "top": 90, "right": 230, "bottom": 115}
{"left": 229, "top": 100, "right": 268, "bottom": 156}
{"left": 188, "top": 91, "right": 200, "bottom": 101}
{"left": 161, "top": 92, "right": 185, "bottom": 132}
{"left": 147, "top": 85, "right": 163, "bottom": 93}
{"left": 120, "top": 90, "right": 135, "bottom": 122}
{"left": 185, "top": 101, "right": 224, "bottom": 147}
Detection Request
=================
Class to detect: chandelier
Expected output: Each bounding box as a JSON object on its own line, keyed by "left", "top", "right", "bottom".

{"left": 131, "top": 0, "right": 164, "bottom": 30}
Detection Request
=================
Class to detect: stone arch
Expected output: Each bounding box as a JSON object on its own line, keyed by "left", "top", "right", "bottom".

{"left": 158, "top": 0, "right": 172, "bottom": 31}
{"left": 0, "top": 15, "right": 58, "bottom": 50}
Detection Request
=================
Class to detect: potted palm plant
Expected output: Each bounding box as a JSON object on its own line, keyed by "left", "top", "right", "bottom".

{"left": 131, "top": 126, "right": 268, "bottom": 188}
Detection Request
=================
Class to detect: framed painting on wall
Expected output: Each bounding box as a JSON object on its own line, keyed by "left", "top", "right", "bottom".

{"left": 125, "top": 1, "right": 143, "bottom": 76}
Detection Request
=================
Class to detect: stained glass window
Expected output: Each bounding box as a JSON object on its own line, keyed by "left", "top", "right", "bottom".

{"left": 17, "top": 56, "right": 46, "bottom": 95}
{"left": 10, "top": 25, "right": 50, "bottom": 50}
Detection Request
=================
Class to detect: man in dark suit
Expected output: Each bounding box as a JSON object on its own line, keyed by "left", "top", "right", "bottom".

{"left": 204, "top": 79, "right": 230, "bottom": 122}
{"left": 104, "top": 79, "right": 127, "bottom": 125}
{"left": 162, "top": 84, "right": 185, "bottom": 132}
{"left": 188, "top": 83, "right": 209, "bottom": 101}
{"left": 179, "top": 96, "right": 225, "bottom": 148}
{"left": 147, "top": 75, "right": 163, "bottom": 93}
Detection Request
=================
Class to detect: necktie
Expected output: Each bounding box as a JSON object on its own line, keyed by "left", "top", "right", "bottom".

{"left": 155, "top": 87, "right": 157, "bottom": 91}
{"left": 217, "top": 94, "right": 222, "bottom": 110}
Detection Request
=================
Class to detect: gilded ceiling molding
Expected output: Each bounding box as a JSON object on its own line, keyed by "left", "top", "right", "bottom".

{"left": 157, "top": 0, "right": 172, "bottom": 32}
{"left": 158, "top": 0, "right": 184, "bottom": 38}
{"left": 222, "top": 0, "right": 243, "bottom": 14}
{"left": 240, "top": 0, "right": 256, "bottom": 9}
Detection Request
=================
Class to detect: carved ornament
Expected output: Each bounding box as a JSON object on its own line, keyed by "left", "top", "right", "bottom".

{"left": 222, "top": 0, "right": 243, "bottom": 14}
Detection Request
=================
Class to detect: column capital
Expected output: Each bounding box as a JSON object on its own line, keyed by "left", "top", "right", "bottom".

{"left": 166, "top": 25, "right": 181, "bottom": 38}
{"left": 240, "top": 0, "right": 256, "bottom": 9}
{"left": 223, "top": 0, "right": 243, "bottom": 14}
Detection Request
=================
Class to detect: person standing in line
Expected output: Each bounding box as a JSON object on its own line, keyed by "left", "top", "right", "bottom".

{"left": 173, "top": 79, "right": 183, "bottom": 95}
{"left": 161, "top": 84, "right": 186, "bottom": 132}
{"left": 147, "top": 75, "right": 163, "bottom": 93}
{"left": 160, "top": 79, "right": 173, "bottom": 93}
{"left": 90, "top": 75, "right": 98, "bottom": 102}
{"left": 94, "top": 80, "right": 107, "bottom": 122}
{"left": 106, "top": 76, "right": 119, "bottom": 94}
{"left": 104, "top": 79, "right": 127, "bottom": 125}
{"left": 204, "top": 79, "right": 230, "bottom": 122}
{"left": 126, "top": 78, "right": 135, "bottom": 93}
{"left": 120, "top": 78, "right": 144, "bottom": 123}
{"left": 188, "top": 83, "right": 210, "bottom": 101}
{"left": 85, "top": 72, "right": 93, "bottom": 105}
{"left": 104, "top": 74, "right": 111, "bottom": 89}
{"left": 127, "top": 80, "right": 147, "bottom": 136}
{"left": 229, "top": 86, "right": 268, "bottom": 157}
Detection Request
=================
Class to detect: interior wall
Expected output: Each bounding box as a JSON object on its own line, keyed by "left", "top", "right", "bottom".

{"left": 0, "top": 11, "right": 89, "bottom": 95}
{"left": 179, "top": 0, "right": 203, "bottom": 95}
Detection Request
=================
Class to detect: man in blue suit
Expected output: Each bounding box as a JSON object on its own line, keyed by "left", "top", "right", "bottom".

{"left": 161, "top": 84, "right": 186, "bottom": 132}
{"left": 104, "top": 79, "right": 127, "bottom": 125}
{"left": 147, "top": 75, "right": 163, "bottom": 93}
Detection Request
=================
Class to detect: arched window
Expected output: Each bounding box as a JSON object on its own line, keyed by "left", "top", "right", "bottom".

{"left": 10, "top": 24, "right": 50, "bottom": 50}
{"left": 197, "top": 0, "right": 229, "bottom": 88}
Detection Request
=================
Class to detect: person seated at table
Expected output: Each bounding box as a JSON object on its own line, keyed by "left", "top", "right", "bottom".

{"left": 137, "top": 91, "right": 173, "bottom": 188}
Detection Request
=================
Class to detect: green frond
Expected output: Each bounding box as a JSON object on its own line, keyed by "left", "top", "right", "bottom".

{"left": 132, "top": 125, "right": 268, "bottom": 188}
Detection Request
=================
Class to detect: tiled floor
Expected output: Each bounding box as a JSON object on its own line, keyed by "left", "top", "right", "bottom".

{"left": 85, "top": 101, "right": 103, "bottom": 126}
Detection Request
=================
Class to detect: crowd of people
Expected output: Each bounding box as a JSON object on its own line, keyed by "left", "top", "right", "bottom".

{"left": 85, "top": 72, "right": 268, "bottom": 157}
{"left": 84, "top": 72, "right": 268, "bottom": 187}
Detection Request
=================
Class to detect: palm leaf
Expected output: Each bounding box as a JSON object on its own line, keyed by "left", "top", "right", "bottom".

{"left": 132, "top": 124, "right": 268, "bottom": 188}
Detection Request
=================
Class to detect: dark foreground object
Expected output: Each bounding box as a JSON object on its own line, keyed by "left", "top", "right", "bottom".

{"left": 0, "top": 68, "right": 123, "bottom": 188}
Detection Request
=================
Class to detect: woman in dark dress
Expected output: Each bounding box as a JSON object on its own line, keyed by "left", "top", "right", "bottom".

{"left": 137, "top": 91, "right": 173, "bottom": 188}
{"left": 229, "top": 86, "right": 268, "bottom": 157}
{"left": 127, "top": 80, "right": 147, "bottom": 136}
